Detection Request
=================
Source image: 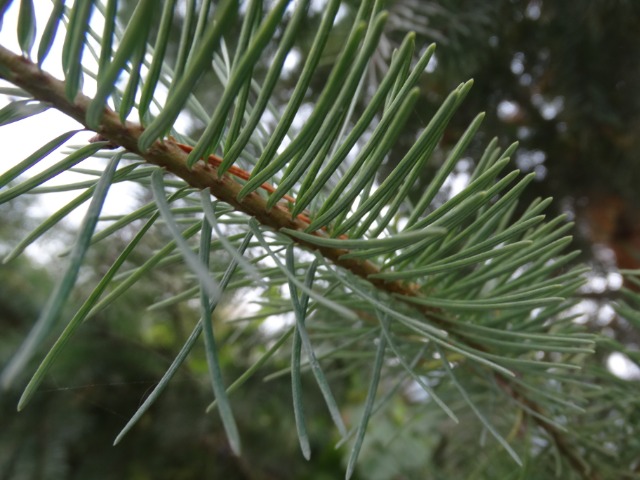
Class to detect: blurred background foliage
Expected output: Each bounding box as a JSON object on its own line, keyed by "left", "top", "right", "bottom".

{"left": 2, "top": 0, "right": 640, "bottom": 478}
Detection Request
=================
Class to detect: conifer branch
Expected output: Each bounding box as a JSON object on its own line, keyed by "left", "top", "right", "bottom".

{"left": 0, "top": 45, "right": 412, "bottom": 295}
{"left": 0, "top": 44, "right": 597, "bottom": 479}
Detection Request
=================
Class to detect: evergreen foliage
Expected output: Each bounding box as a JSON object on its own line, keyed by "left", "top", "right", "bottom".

{"left": 0, "top": 1, "right": 637, "bottom": 478}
